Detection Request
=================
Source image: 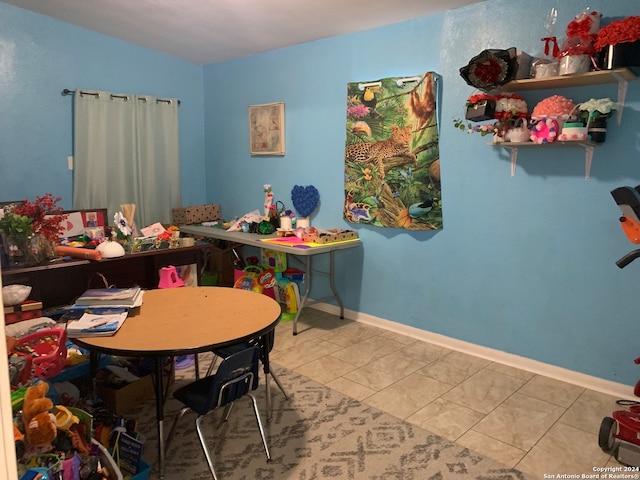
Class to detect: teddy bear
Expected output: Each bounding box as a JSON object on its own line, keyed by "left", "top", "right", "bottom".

{"left": 21, "top": 382, "right": 57, "bottom": 450}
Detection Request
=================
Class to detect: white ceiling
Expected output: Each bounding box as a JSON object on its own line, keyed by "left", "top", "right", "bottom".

{"left": 2, "top": 0, "right": 484, "bottom": 64}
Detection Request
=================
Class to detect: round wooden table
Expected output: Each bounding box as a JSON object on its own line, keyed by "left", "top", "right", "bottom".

{"left": 73, "top": 287, "right": 281, "bottom": 479}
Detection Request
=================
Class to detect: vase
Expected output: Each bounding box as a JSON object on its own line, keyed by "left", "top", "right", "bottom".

{"left": 587, "top": 117, "right": 608, "bottom": 144}
{"left": 1, "top": 233, "right": 38, "bottom": 267}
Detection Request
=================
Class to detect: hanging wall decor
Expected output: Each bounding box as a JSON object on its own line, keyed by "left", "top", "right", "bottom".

{"left": 249, "top": 102, "right": 285, "bottom": 155}
{"left": 344, "top": 72, "right": 442, "bottom": 230}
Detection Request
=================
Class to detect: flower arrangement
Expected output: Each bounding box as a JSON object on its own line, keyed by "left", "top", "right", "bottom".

{"left": 454, "top": 93, "right": 528, "bottom": 139}
{"left": 531, "top": 95, "right": 577, "bottom": 120}
{"left": 11, "top": 194, "right": 67, "bottom": 243}
{"left": 577, "top": 98, "right": 618, "bottom": 123}
{"left": 595, "top": 16, "right": 640, "bottom": 50}
{"left": 0, "top": 209, "right": 33, "bottom": 238}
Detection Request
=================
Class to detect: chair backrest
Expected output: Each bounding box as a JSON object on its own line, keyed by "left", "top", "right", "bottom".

{"left": 209, "top": 345, "right": 261, "bottom": 410}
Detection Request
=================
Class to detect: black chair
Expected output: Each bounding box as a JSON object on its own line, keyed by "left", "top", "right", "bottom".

{"left": 207, "top": 328, "right": 288, "bottom": 421}
{"left": 166, "top": 345, "right": 271, "bottom": 479}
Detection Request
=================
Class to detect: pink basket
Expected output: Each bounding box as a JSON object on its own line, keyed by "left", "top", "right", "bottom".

{"left": 12, "top": 328, "right": 68, "bottom": 379}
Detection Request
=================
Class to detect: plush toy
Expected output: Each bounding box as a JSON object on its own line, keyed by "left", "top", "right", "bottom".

{"left": 21, "top": 382, "right": 57, "bottom": 450}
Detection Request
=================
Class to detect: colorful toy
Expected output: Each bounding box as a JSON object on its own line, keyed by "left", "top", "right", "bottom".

{"left": 21, "top": 383, "right": 57, "bottom": 450}
{"left": 530, "top": 118, "right": 559, "bottom": 144}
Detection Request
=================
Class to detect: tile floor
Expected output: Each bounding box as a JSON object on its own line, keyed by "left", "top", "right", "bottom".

{"left": 269, "top": 308, "right": 630, "bottom": 479}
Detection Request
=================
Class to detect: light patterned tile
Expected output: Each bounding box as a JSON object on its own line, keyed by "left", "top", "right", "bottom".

{"left": 378, "top": 330, "right": 419, "bottom": 345}
{"left": 519, "top": 375, "right": 585, "bottom": 408}
{"left": 326, "top": 377, "right": 376, "bottom": 401}
{"left": 343, "top": 351, "right": 427, "bottom": 391}
{"left": 484, "top": 362, "right": 536, "bottom": 382}
{"left": 456, "top": 429, "right": 526, "bottom": 468}
{"left": 473, "top": 392, "right": 564, "bottom": 450}
{"left": 516, "top": 422, "right": 611, "bottom": 477}
{"left": 270, "top": 339, "right": 343, "bottom": 369}
{"left": 293, "top": 355, "right": 358, "bottom": 384}
{"left": 418, "top": 350, "right": 490, "bottom": 385}
{"left": 364, "top": 373, "right": 452, "bottom": 419}
{"left": 406, "top": 397, "right": 485, "bottom": 442}
{"left": 318, "top": 321, "right": 385, "bottom": 346}
{"left": 401, "top": 340, "right": 451, "bottom": 363}
{"left": 559, "top": 389, "right": 620, "bottom": 435}
{"left": 442, "top": 368, "right": 526, "bottom": 414}
{"left": 330, "top": 335, "right": 405, "bottom": 367}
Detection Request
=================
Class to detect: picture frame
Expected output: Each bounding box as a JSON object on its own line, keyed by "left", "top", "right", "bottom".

{"left": 249, "top": 102, "right": 285, "bottom": 155}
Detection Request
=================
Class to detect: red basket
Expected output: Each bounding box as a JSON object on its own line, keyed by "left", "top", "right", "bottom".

{"left": 11, "top": 328, "right": 68, "bottom": 380}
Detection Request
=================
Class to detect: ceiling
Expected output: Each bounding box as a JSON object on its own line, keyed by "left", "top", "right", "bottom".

{"left": 2, "top": 0, "right": 484, "bottom": 64}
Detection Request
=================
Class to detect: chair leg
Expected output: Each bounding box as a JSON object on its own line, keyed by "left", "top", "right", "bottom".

{"left": 194, "top": 355, "right": 200, "bottom": 380}
{"left": 222, "top": 402, "right": 234, "bottom": 422}
{"left": 165, "top": 406, "right": 190, "bottom": 455}
{"left": 205, "top": 355, "right": 219, "bottom": 377}
{"left": 269, "top": 371, "right": 288, "bottom": 400}
{"left": 196, "top": 415, "right": 219, "bottom": 480}
{"left": 248, "top": 393, "right": 271, "bottom": 462}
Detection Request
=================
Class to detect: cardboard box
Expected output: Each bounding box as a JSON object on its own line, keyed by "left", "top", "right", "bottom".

{"left": 96, "top": 369, "right": 174, "bottom": 416}
{"left": 172, "top": 203, "right": 221, "bottom": 225}
{"left": 208, "top": 245, "right": 241, "bottom": 287}
{"left": 301, "top": 229, "right": 359, "bottom": 244}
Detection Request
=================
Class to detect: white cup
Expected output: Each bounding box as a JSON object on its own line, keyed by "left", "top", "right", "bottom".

{"left": 297, "top": 217, "right": 310, "bottom": 229}
{"left": 280, "top": 216, "right": 292, "bottom": 231}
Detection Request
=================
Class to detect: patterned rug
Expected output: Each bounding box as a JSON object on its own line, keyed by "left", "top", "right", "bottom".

{"left": 130, "top": 360, "right": 533, "bottom": 479}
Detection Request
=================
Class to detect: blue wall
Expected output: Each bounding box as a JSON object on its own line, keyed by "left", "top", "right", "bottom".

{"left": 2, "top": 0, "right": 640, "bottom": 385}
{"left": 203, "top": 0, "right": 640, "bottom": 386}
{"left": 0, "top": 2, "right": 207, "bottom": 208}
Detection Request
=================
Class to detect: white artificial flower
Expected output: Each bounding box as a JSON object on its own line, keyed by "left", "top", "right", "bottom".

{"left": 578, "top": 98, "right": 618, "bottom": 115}
{"left": 114, "top": 211, "right": 132, "bottom": 237}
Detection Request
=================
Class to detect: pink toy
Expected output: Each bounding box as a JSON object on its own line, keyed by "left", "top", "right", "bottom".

{"left": 530, "top": 118, "right": 559, "bottom": 144}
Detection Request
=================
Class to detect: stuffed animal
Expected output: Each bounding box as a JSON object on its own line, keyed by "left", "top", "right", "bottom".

{"left": 21, "top": 382, "right": 57, "bottom": 450}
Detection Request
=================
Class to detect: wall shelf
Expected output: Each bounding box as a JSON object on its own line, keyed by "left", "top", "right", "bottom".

{"left": 490, "top": 141, "right": 599, "bottom": 179}
{"left": 501, "top": 68, "right": 636, "bottom": 125}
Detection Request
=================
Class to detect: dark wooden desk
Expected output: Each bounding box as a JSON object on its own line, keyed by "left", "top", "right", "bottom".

{"left": 1, "top": 244, "right": 209, "bottom": 308}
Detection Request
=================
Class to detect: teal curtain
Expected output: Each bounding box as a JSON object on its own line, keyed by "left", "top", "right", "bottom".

{"left": 72, "top": 90, "right": 180, "bottom": 228}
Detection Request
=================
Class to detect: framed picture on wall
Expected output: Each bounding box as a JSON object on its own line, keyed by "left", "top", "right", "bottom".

{"left": 249, "top": 102, "right": 285, "bottom": 155}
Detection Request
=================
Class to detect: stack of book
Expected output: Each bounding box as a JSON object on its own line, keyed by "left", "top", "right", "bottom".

{"left": 73, "top": 287, "right": 143, "bottom": 308}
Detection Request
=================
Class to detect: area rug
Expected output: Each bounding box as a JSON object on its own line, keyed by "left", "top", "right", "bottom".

{"left": 130, "top": 361, "right": 533, "bottom": 479}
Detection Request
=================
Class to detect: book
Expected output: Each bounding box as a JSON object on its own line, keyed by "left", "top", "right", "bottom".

{"left": 74, "top": 287, "right": 143, "bottom": 307}
{"left": 66, "top": 311, "right": 129, "bottom": 337}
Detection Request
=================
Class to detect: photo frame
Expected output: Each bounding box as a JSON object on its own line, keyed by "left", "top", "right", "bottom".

{"left": 249, "top": 102, "right": 285, "bottom": 155}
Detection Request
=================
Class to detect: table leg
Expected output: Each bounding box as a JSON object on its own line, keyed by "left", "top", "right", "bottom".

{"left": 328, "top": 250, "right": 345, "bottom": 319}
{"left": 292, "top": 256, "right": 312, "bottom": 335}
{"left": 154, "top": 357, "right": 166, "bottom": 480}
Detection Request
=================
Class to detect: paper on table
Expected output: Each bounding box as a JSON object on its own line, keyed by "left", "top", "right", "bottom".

{"left": 66, "top": 311, "right": 128, "bottom": 337}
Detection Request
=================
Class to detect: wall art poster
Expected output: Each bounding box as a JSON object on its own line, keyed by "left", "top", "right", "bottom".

{"left": 344, "top": 72, "right": 442, "bottom": 230}
{"left": 249, "top": 102, "right": 285, "bottom": 155}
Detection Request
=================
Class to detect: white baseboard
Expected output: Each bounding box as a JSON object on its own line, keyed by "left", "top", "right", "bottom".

{"left": 309, "top": 302, "right": 636, "bottom": 400}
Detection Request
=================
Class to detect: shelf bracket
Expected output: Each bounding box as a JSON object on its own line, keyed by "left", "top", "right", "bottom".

{"left": 584, "top": 144, "right": 594, "bottom": 180}
{"left": 510, "top": 147, "right": 518, "bottom": 177}
{"left": 612, "top": 71, "right": 629, "bottom": 125}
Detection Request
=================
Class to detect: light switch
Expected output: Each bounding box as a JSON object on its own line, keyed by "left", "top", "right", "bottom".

{"left": 67, "top": 156, "right": 73, "bottom": 170}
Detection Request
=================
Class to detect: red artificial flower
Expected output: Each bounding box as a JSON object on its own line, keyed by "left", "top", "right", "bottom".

{"left": 470, "top": 57, "right": 507, "bottom": 85}
{"left": 595, "top": 16, "right": 640, "bottom": 50}
{"left": 13, "top": 194, "right": 67, "bottom": 243}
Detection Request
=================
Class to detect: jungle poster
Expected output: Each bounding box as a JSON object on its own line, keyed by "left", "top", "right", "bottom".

{"left": 344, "top": 72, "right": 442, "bottom": 230}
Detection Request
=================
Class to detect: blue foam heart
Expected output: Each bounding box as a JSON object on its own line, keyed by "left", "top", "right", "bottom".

{"left": 291, "top": 185, "right": 319, "bottom": 218}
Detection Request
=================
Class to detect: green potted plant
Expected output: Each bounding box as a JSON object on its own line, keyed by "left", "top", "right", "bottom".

{"left": 0, "top": 208, "right": 34, "bottom": 267}
{"left": 577, "top": 98, "right": 618, "bottom": 143}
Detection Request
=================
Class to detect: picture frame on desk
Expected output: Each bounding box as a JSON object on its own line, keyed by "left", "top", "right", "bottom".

{"left": 58, "top": 208, "right": 108, "bottom": 238}
{"left": 249, "top": 102, "right": 285, "bottom": 155}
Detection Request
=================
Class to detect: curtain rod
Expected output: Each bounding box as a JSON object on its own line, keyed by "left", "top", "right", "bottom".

{"left": 61, "top": 88, "right": 180, "bottom": 105}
